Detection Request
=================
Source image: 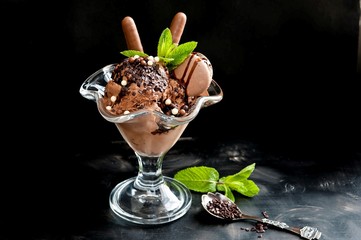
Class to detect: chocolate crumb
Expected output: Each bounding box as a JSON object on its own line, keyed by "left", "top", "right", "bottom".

{"left": 205, "top": 197, "right": 242, "bottom": 220}
{"left": 240, "top": 210, "right": 270, "bottom": 239}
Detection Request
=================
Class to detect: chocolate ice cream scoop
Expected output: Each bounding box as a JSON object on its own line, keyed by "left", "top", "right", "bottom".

{"left": 102, "top": 55, "right": 197, "bottom": 117}
{"left": 173, "top": 52, "right": 213, "bottom": 96}
{"left": 103, "top": 56, "right": 169, "bottom": 115}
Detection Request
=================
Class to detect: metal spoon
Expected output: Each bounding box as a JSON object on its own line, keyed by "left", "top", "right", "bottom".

{"left": 201, "top": 192, "right": 322, "bottom": 240}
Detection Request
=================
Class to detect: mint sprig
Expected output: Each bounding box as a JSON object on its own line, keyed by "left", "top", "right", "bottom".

{"left": 120, "top": 28, "right": 197, "bottom": 71}
{"left": 174, "top": 163, "right": 260, "bottom": 202}
{"left": 157, "top": 28, "right": 197, "bottom": 70}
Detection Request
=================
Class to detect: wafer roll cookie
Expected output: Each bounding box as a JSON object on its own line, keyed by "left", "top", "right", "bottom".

{"left": 121, "top": 16, "right": 143, "bottom": 51}
{"left": 170, "top": 12, "right": 187, "bottom": 45}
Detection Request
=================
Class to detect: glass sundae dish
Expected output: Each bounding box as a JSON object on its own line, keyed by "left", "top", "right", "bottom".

{"left": 79, "top": 13, "right": 223, "bottom": 225}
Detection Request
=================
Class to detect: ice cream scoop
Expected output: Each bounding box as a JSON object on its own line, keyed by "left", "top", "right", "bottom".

{"left": 102, "top": 55, "right": 197, "bottom": 117}
{"left": 173, "top": 52, "right": 213, "bottom": 96}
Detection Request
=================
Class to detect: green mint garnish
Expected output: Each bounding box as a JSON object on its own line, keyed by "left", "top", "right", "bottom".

{"left": 157, "top": 28, "right": 197, "bottom": 70}
{"left": 120, "top": 28, "right": 197, "bottom": 71}
{"left": 157, "top": 28, "right": 175, "bottom": 58}
{"left": 120, "top": 50, "right": 148, "bottom": 58}
{"left": 174, "top": 163, "right": 260, "bottom": 202}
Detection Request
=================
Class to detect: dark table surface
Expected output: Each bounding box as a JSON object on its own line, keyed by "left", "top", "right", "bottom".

{"left": 4, "top": 135, "right": 360, "bottom": 240}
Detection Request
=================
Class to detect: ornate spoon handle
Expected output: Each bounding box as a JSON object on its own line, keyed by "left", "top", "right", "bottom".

{"left": 242, "top": 214, "right": 322, "bottom": 240}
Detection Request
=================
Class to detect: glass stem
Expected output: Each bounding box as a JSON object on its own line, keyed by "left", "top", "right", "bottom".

{"left": 133, "top": 152, "right": 165, "bottom": 191}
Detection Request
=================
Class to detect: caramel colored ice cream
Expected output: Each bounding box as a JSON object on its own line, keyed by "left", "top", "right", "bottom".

{"left": 173, "top": 52, "right": 213, "bottom": 96}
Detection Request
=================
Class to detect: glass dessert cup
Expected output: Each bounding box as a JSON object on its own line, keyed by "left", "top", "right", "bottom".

{"left": 80, "top": 63, "right": 223, "bottom": 225}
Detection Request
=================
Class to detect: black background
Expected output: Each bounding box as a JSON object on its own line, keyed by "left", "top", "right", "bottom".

{"left": 1, "top": 0, "right": 360, "bottom": 237}
{"left": 3, "top": 0, "right": 360, "bottom": 154}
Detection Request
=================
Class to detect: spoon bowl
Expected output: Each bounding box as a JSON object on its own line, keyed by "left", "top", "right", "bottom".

{"left": 201, "top": 192, "right": 322, "bottom": 240}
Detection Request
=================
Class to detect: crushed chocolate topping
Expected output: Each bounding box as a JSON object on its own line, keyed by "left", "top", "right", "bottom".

{"left": 112, "top": 57, "right": 169, "bottom": 94}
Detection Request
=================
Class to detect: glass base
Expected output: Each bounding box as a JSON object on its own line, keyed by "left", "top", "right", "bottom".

{"left": 109, "top": 176, "right": 192, "bottom": 225}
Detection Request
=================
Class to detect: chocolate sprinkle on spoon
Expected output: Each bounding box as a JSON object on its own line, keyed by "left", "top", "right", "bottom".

{"left": 201, "top": 192, "right": 322, "bottom": 240}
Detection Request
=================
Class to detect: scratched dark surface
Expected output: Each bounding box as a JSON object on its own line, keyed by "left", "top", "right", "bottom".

{"left": 2, "top": 137, "right": 360, "bottom": 240}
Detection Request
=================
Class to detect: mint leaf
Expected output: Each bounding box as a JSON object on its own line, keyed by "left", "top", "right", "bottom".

{"left": 219, "top": 177, "right": 260, "bottom": 198}
{"left": 158, "top": 56, "right": 174, "bottom": 65}
{"left": 237, "top": 162, "right": 257, "bottom": 178}
{"left": 120, "top": 50, "right": 148, "bottom": 58}
{"left": 220, "top": 163, "right": 256, "bottom": 182}
{"left": 156, "top": 28, "right": 198, "bottom": 70}
{"left": 174, "top": 163, "right": 259, "bottom": 201}
{"left": 174, "top": 166, "right": 219, "bottom": 192}
{"left": 166, "top": 41, "right": 197, "bottom": 71}
{"left": 218, "top": 163, "right": 259, "bottom": 197}
{"left": 157, "top": 28, "right": 174, "bottom": 58}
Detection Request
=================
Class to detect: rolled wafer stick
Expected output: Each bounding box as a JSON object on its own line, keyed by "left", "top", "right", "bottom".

{"left": 169, "top": 12, "right": 187, "bottom": 45}
{"left": 121, "top": 16, "right": 143, "bottom": 51}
